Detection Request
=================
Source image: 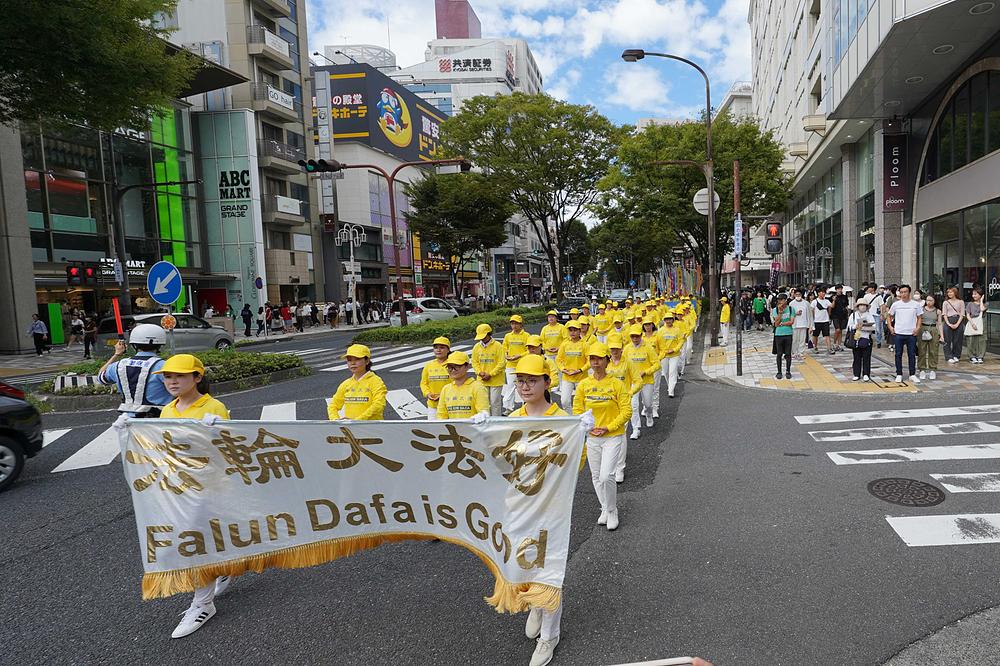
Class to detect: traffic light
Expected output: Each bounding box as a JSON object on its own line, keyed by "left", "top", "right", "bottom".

{"left": 765, "top": 222, "right": 783, "bottom": 255}
{"left": 298, "top": 159, "right": 340, "bottom": 173}
{"left": 83, "top": 265, "right": 97, "bottom": 282}
{"left": 66, "top": 264, "right": 82, "bottom": 286}
{"left": 737, "top": 222, "right": 751, "bottom": 258}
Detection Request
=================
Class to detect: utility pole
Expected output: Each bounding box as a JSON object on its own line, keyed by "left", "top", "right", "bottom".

{"left": 734, "top": 160, "right": 743, "bottom": 377}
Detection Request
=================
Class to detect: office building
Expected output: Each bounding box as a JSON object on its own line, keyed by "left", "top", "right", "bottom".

{"left": 165, "top": 0, "right": 322, "bottom": 306}
{"left": 749, "top": 0, "right": 1000, "bottom": 346}
{"left": 435, "top": 0, "right": 482, "bottom": 39}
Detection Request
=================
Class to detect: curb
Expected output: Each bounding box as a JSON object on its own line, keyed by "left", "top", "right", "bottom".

{"left": 36, "top": 366, "right": 311, "bottom": 413}
{"left": 234, "top": 323, "right": 389, "bottom": 348}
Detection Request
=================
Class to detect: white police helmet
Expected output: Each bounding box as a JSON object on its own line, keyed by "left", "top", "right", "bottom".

{"left": 129, "top": 323, "right": 166, "bottom": 346}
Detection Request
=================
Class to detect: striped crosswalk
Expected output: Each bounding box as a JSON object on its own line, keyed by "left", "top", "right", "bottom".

{"left": 798, "top": 402, "right": 1000, "bottom": 548}
{"left": 283, "top": 343, "right": 474, "bottom": 376}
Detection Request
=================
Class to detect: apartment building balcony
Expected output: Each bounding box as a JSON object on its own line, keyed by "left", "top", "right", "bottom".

{"left": 247, "top": 25, "right": 293, "bottom": 70}
{"left": 262, "top": 194, "right": 306, "bottom": 226}
{"left": 251, "top": 0, "right": 291, "bottom": 18}
{"left": 250, "top": 83, "right": 300, "bottom": 123}
{"left": 258, "top": 139, "right": 305, "bottom": 175}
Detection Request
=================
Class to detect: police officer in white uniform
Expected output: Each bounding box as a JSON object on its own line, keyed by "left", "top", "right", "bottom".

{"left": 97, "top": 324, "right": 172, "bottom": 417}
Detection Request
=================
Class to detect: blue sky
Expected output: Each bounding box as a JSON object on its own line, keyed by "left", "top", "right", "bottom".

{"left": 305, "top": 0, "right": 751, "bottom": 126}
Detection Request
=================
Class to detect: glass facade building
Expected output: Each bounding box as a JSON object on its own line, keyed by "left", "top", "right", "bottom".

{"left": 785, "top": 160, "right": 844, "bottom": 285}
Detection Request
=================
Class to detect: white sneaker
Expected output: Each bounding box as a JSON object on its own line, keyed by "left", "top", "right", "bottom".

{"left": 895, "top": 375, "right": 903, "bottom": 383}
{"left": 525, "top": 607, "right": 542, "bottom": 639}
{"left": 851, "top": 376, "right": 860, "bottom": 381}
{"left": 919, "top": 371, "right": 926, "bottom": 380}
{"left": 668, "top": 391, "right": 675, "bottom": 398}
{"left": 645, "top": 415, "right": 654, "bottom": 428}
{"left": 171, "top": 603, "right": 216, "bottom": 639}
{"left": 630, "top": 430, "right": 640, "bottom": 440}
{"left": 652, "top": 410, "right": 659, "bottom": 419}
{"left": 530, "top": 636, "right": 559, "bottom": 666}
{"left": 911, "top": 375, "right": 921, "bottom": 384}
{"left": 929, "top": 371, "right": 936, "bottom": 379}
{"left": 597, "top": 510, "right": 608, "bottom": 525}
{"left": 948, "top": 358, "right": 958, "bottom": 364}
{"left": 606, "top": 511, "right": 619, "bottom": 531}
{"left": 214, "top": 576, "right": 231, "bottom": 597}
{"left": 863, "top": 375, "right": 871, "bottom": 382}
{"left": 614, "top": 470, "right": 624, "bottom": 483}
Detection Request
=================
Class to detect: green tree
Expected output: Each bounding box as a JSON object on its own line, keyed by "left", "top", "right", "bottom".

{"left": 442, "top": 92, "right": 623, "bottom": 299}
{"left": 593, "top": 113, "right": 791, "bottom": 291}
{"left": 404, "top": 172, "right": 513, "bottom": 298}
{"left": 0, "top": 1, "right": 199, "bottom": 131}
{"left": 562, "top": 219, "right": 595, "bottom": 284}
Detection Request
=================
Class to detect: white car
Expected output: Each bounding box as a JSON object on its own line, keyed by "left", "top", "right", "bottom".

{"left": 389, "top": 297, "right": 459, "bottom": 326}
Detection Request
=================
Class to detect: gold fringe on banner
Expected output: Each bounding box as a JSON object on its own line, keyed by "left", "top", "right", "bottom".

{"left": 140, "top": 531, "right": 562, "bottom": 613}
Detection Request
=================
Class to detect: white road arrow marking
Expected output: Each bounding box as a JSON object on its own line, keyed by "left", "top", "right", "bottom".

{"left": 51, "top": 427, "right": 120, "bottom": 472}
{"left": 152, "top": 268, "right": 179, "bottom": 295}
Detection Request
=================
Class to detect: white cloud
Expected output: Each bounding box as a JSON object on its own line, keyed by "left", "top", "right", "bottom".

{"left": 602, "top": 63, "right": 672, "bottom": 112}
{"left": 306, "top": 0, "right": 434, "bottom": 68}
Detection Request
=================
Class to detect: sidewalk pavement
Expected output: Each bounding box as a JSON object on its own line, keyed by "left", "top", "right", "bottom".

{"left": 233, "top": 320, "right": 387, "bottom": 347}
{"left": 700, "top": 327, "right": 1000, "bottom": 394}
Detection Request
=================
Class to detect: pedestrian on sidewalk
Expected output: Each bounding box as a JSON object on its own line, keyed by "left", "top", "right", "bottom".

{"left": 811, "top": 288, "right": 833, "bottom": 354}
{"left": 240, "top": 304, "right": 252, "bottom": 337}
{"left": 917, "top": 294, "right": 942, "bottom": 380}
{"left": 942, "top": 286, "right": 966, "bottom": 364}
{"left": 310, "top": 302, "right": 319, "bottom": 326}
{"left": 965, "top": 287, "right": 987, "bottom": 364}
{"left": 294, "top": 302, "right": 306, "bottom": 333}
{"left": 882, "top": 285, "right": 897, "bottom": 352}
{"left": 68, "top": 314, "right": 84, "bottom": 347}
{"left": 847, "top": 300, "right": 876, "bottom": 381}
{"left": 739, "top": 291, "right": 753, "bottom": 331}
{"left": 344, "top": 298, "right": 354, "bottom": 326}
{"left": 888, "top": 284, "right": 922, "bottom": 383}
{"left": 867, "top": 285, "right": 885, "bottom": 348}
{"left": 256, "top": 306, "right": 266, "bottom": 337}
{"left": 752, "top": 291, "right": 767, "bottom": 330}
{"left": 830, "top": 284, "right": 851, "bottom": 352}
{"left": 790, "top": 289, "right": 810, "bottom": 358}
{"left": 771, "top": 294, "right": 795, "bottom": 379}
{"left": 719, "top": 296, "right": 731, "bottom": 345}
{"left": 26, "top": 314, "right": 49, "bottom": 356}
{"left": 83, "top": 317, "right": 97, "bottom": 359}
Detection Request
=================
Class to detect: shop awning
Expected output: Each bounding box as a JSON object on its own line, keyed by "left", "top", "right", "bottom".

{"left": 164, "top": 41, "right": 248, "bottom": 98}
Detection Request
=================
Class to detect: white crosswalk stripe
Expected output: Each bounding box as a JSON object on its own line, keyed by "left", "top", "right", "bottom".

{"left": 320, "top": 346, "right": 418, "bottom": 372}
{"left": 930, "top": 473, "right": 1000, "bottom": 493}
{"left": 827, "top": 443, "right": 1000, "bottom": 465}
{"left": 794, "top": 404, "right": 1000, "bottom": 425}
{"left": 389, "top": 344, "right": 473, "bottom": 373}
{"left": 43, "top": 429, "right": 71, "bottom": 448}
{"left": 50, "top": 427, "right": 120, "bottom": 473}
{"left": 886, "top": 514, "right": 1000, "bottom": 547}
{"left": 809, "top": 420, "right": 1000, "bottom": 442}
{"left": 259, "top": 402, "right": 297, "bottom": 420}
{"left": 386, "top": 389, "right": 428, "bottom": 419}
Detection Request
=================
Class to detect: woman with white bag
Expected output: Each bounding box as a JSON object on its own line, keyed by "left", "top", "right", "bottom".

{"left": 917, "top": 294, "right": 943, "bottom": 380}
{"left": 965, "top": 287, "right": 988, "bottom": 364}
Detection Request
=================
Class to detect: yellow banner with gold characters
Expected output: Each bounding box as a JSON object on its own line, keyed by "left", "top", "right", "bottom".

{"left": 121, "top": 417, "right": 585, "bottom": 612}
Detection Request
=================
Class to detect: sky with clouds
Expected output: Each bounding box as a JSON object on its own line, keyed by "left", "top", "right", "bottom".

{"left": 305, "top": 0, "right": 751, "bottom": 126}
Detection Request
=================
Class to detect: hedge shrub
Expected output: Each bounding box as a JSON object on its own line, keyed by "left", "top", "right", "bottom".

{"left": 353, "top": 307, "right": 547, "bottom": 345}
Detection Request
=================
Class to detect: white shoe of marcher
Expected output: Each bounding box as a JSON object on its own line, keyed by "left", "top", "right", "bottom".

{"left": 645, "top": 415, "right": 654, "bottom": 428}
{"left": 525, "top": 607, "right": 542, "bottom": 639}
{"left": 214, "top": 576, "right": 231, "bottom": 597}
{"left": 597, "top": 510, "right": 608, "bottom": 525}
{"left": 614, "top": 470, "right": 624, "bottom": 483}
{"left": 863, "top": 375, "right": 871, "bottom": 382}
{"left": 530, "top": 636, "right": 560, "bottom": 666}
{"left": 630, "top": 429, "right": 640, "bottom": 440}
{"left": 929, "top": 371, "right": 936, "bottom": 379}
{"left": 919, "top": 371, "right": 926, "bottom": 380}
{"left": 895, "top": 375, "right": 903, "bottom": 383}
{"left": 606, "top": 511, "right": 619, "bottom": 531}
{"left": 911, "top": 375, "right": 921, "bottom": 384}
{"left": 171, "top": 603, "right": 216, "bottom": 639}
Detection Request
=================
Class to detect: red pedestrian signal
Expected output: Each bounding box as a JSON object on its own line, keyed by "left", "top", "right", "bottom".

{"left": 66, "top": 264, "right": 82, "bottom": 286}
{"left": 765, "top": 222, "right": 783, "bottom": 255}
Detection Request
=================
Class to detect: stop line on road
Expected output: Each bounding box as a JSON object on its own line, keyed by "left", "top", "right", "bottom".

{"left": 798, "top": 403, "right": 1000, "bottom": 547}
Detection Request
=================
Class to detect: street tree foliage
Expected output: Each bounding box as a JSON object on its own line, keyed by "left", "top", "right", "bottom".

{"left": 0, "top": 1, "right": 199, "bottom": 131}
{"left": 592, "top": 113, "right": 791, "bottom": 288}
{"left": 442, "top": 92, "right": 623, "bottom": 299}
{"left": 404, "top": 172, "right": 514, "bottom": 298}
{"left": 562, "top": 219, "right": 595, "bottom": 284}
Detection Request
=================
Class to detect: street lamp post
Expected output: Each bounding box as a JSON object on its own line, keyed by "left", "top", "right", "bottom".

{"left": 336, "top": 223, "right": 366, "bottom": 328}
{"left": 312, "top": 157, "right": 470, "bottom": 325}
{"left": 621, "top": 48, "right": 719, "bottom": 346}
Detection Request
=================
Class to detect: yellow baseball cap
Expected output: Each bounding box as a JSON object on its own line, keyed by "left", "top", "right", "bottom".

{"left": 475, "top": 323, "right": 493, "bottom": 340}
{"left": 612, "top": 313, "right": 624, "bottom": 323}
{"left": 509, "top": 314, "right": 524, "bottom": 324}
{"left": 445, "top": 350, "right": 470, "bottom": 366}
{"left": 612, "top": 301, "right": 619, "bottom": 307}
{"left": 582, "top": 303, "right": 591, "bottom": 310}
{"left": 342, "top": 343, "right": 371, "bottom": 359}
{"left": 663, "top": 310, "right": 676, "bottom": 319}
{"left": 579, "top": 315, "right": 590, "bottom": 325}
{"left": 432, "top": 336, "right": 451, "bottom": 347}
{"left": 607, "top": 333, "right": 624, "bottom": 349}
{"left": 628, "top": 324, "right": 643, "bottom": 336}
{"left": 546, "top": 309, "right": 558, "bottom": 316}
{"left": 154, "top": 354, "right": 205, "bottom": 375}
{"left": 642, "top": 317, "right": 655, "bottom": 325}
{"left": 526, "top": 334, "right": 543, "bottom": 347}
{"left": 566, "top": 320, "right": 582, "bottom": 329}
{"left": 720, "top": 296, "right": 728, "bottom": 302}
{"left": 598, "top": 303, "right": 606, "bottom": 310}
{"left": 515, "top": 354, "right": 548, "bottom": 376}
{"left": 569, "top": 308, "right": 580, "bottom": 315}
{"left": 587, "top": 341, "right": 610, "bottom": 358}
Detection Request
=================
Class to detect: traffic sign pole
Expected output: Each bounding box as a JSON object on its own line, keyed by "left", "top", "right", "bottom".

{"left": 147, "top": 261, "right": 183, "bottom": 307}
{"left": 734, "top": 160, "right": 743, "bottom": 377}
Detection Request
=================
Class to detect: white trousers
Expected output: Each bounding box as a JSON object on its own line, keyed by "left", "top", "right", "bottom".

{"left": 192, "top": 582, "right": 217, "bottom": 607}
{"left": 652, "top": 364, "right": 661, "bottom": 408}
{"left": 527, "top": 604, "right": 563, "bottom": 641}
{"left": 486, "top": 385, "right": 503, "bottom": 416}
{"left": 720, "top": 322, "right": 730, "bottom": 345}
{"left": 559, "top": 379, "right": 577, "bottom": 415}
{"left": 630, "top": 384, "right": 653, "bottom": 430}
{"left": 502, "top": 368, "right": 522, "bottom": 410}
{"left": 587, "top": 434, "right": 622, "bottom": 513}
{"left": 616, "top": 431, "right": 628, "bottom": 475}
{"left": 426, "top": 403, "right": 437, "bottom": 421}
{"left": 661, "top": 355, "right": 680, "bottom": 395}
{"left": 792, "top": 328, "right": 809, "bottom": 355}
{"left": 545, "top": 353, "right": 561, "bottom": 390}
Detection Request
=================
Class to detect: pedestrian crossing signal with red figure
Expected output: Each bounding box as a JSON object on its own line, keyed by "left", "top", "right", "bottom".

{"left": 765, "top": 222, "right": 783, "bottom": 255}
{"left": 66, "top": 264, "right": 82, "bottom": 286}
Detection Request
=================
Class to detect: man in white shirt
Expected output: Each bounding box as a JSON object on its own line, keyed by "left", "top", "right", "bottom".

{"left": 864, "top": 286, "right": 885, "bottom": 348}
{"left": 888, "top": 284, "right": 923, "bottom": 383}
{"left": 811, "top": 288, "right": 833, "bottom": 354}
{"left": 790, "top": 289, "right": 811, "bottom": 358}
{"left": 203, "top": 305, "right": 216, "bottom": 318}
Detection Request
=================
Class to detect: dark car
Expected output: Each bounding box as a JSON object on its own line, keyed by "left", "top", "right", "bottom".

{"left": 444, "top": 298, "right": 472, "bottom": 316}
{"left": 554, "top": 297, "right": 589, "bottom": 323}
{"left": 0, "top": 380, "right": 43, "bottom": 492}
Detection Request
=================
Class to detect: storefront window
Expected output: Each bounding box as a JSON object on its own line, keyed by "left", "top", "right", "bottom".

{"left": 925, "top": 70, "right": 1000, "bottom": 184}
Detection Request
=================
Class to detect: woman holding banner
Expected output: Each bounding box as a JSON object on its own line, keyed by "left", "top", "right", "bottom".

{"left": 327, "top": 344, "right": 387, "bottom": 420}
{"left": 420, "top": 336, "right": 452, "bottom": 420}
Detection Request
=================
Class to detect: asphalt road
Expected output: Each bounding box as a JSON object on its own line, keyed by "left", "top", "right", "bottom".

{"left": 6, "top": 326, "right": 1000, "bottom": 665}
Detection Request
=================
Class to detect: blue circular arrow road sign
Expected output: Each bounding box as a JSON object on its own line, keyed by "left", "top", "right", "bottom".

{"left": 147, "top": 261, "right": 183, "bottom": 305}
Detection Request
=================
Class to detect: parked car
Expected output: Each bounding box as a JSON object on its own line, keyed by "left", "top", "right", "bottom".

{"left": 444, "top": 298, "right": 472, "bottom": 316}
{"left": 389, "top": 298, "right": 460, "bottom": 326}
{"left": 608, "top": 288, "right": 632, "bottom": 303}
{"left": 554, "top": 297, "right": 589, "bottom": 323}
{"left": 97, "top": 313, "right": 234, "bottom": 353}
{"left": 0, "top": 380, "right": 43, "bottom": 492}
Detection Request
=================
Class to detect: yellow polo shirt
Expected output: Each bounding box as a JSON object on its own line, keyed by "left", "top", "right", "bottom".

{"left": 160, "top": 394, "right": 230, "bottom": 420}
{"left": 502, "top": 329, "right": 531, "bottom": 368}
{"left": 420, "top": 358, "right": 451, "bottom": 409}
{"left": 509, "top": 402, "right": 568, "bottom": 418}
{"left": 328, "top": 371, "right": 387, "bottom": 420}
{"left": 539, "top": 323, "right": 567, "bottom": 355}
{"left": 572, "top": 374, "right": 632, "bottom": 436}
{"left": 608, "top": 356, "right": 641, "bottom": 395}
{"left": 556, "top": 338, "right": 589, "bottom": 383}
{"left": 626, "top": 341, "right": 658, "bottom": 385}
{"left": 472, "top": 339, "right": 506, "bottom": 387}
{"left": 437, "top": 379, "right": 489, "bottom": 419}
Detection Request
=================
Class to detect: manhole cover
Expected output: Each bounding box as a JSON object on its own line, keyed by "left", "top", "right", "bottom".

{"left": 867, "top": 478, "right": 945, "bottom": 507}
